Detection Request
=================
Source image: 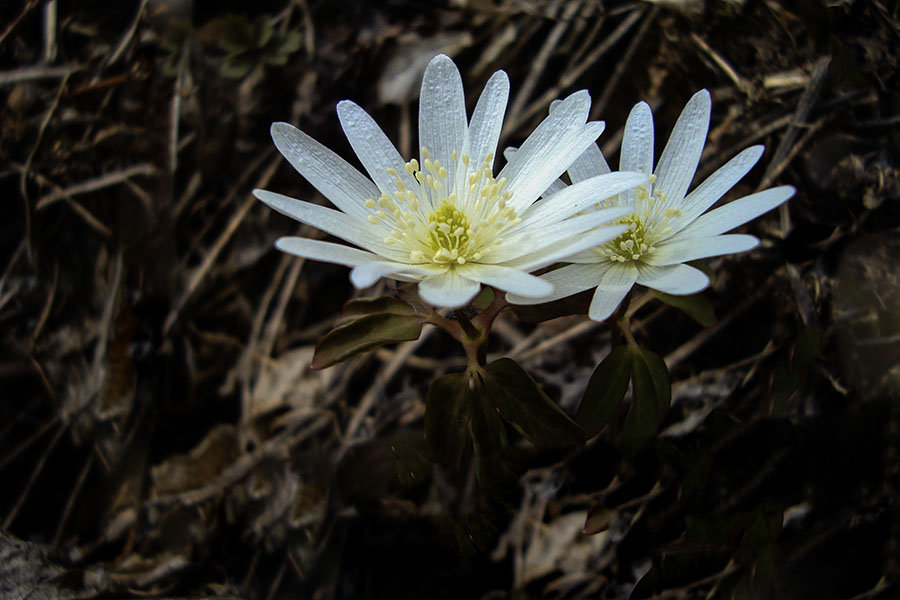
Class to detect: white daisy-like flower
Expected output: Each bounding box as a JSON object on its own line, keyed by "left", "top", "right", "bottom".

{"left": 253, "top": 54, "right": 647, "bottom": 308}
{"left": 508, "top": 89, "right": 795, "bottom": 321}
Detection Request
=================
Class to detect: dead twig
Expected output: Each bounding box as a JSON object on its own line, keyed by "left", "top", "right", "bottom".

{"left": 692, "top": 32, "right": 753, "bottom": 97}
{"left": 163, "top": 149, "right": 277, "bottom": 336}
{"left": 590, "top": 5, "right": 659, "bottom": 122}
{"left": 36, "top": 163, "right": 158, "bottom": 209}
{"left": 0, "top": 0, "right": 41, "bottom": 46}
{"left": 504, "top": 5, "right": 645, "bottom": 136}
{"left": 0, "top": 64, "right": 79, "bottom": 86}
{"left": 505, "top": 1, "right": 582, "bottom": 131}
{"left": 759, "top": 56, "right": 831, "bottom": 236}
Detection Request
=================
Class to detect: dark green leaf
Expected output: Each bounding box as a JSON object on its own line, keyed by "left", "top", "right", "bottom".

{"left": 468, "top": 374, "right": 507, "bottom": 459}
{"left": 577, "top": 346, "right": 632, "bottom": 436}
{"left": 425, "top": 373, "right": 470, "bottom": 467}
{"left": 620, "top": 347, "right": 671, "bottom": 456}
{"left": 312, "top": 313, "right": 423, "bottom": 369}
{"left": 653, "top": 291, "right": 716, "bottom": 327}
{"left": 335, "top": 296, "right": 418, "bottom": 326}
{"left": 483, "top": 358, "right": 584, "bottom": 449}
{"left": 390, "top": 434, "right": 432, "bottom": 489}
{"left": 508, "top": 289, "right": 592, "bottom": 323}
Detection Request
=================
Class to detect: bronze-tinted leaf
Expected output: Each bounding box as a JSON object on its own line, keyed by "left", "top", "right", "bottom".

{"left": 335, "top": 296, "right": 419, "bottom": 327}
{"left": 311, "top": 313, "right": 423, "bottom": 369}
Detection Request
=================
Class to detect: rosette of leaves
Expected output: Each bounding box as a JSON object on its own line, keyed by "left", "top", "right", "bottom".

{"left": 203, "top": 14, "right": 302, "bottom": 80}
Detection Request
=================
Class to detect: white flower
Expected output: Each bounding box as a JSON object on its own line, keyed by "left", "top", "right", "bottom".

{"left": 253, "top": 54, "right": 647, "bottom": 308}
{"left": 507, "top": 89, "right": 795, "bottom": 321}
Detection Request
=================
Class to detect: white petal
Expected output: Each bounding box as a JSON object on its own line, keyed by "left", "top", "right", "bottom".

{"left": 253, "top": 190, "right": 408, "bottom": 261}
{"left": 670, "top": 186, "right": 795, "bottom": 240}
{"left": 488, "top": 209, "right": 628, "bottom": 264}
{"left": 567, "top": 142, "right": 611, "bottom": 182}
{"left": 336, "top": 100, "right": 418, "bottom": 200}
{"left": 499, "top": 90, "right": 592, "bottom": 209}
{"left": 675, "top": 145, "right": 764, "bottom": 228}
{"left": 461, "top": 69, "right": 509, "bottom": 176}
{"left": 417, "top": 271, "right": 481, "bottom": 308}
{"left": 274, "top": 237, "right": 381, "bottom": 266}
{"left": 542, "top": 178, "right": 568, "bottom": 197}
{"left": 588, "top": 264, "right": 639, "bottom": 321}
{"left": 509, "top": 120, "right": 606, "bottom": 214}
{"left": 269, "top": 122, "right": 378, "bottom": 221}
{"left": 507, "top": 262, "right": 610, "bottom": 305}
{"left": 653, "top": 89, "right": 711, "bottom": 208}
{"left": 514, "top": 171, "right": 647, "bottom": 231}
{"left": 350, "top": 260, "right": 427, "bottom": 288}
{"left": 635, "top": 263, "right": 709, "bottom": 295}
{"left": 620, "top": 101, "right": 654, "bottom": 175}
{"left": 646, "top": 234, "right": 759, "bottom": 266}
{"left": 502, "top": 223, "right": 627, "bottom": 272}
{"left": 419, "top": 54, "right": 467, "bottom": 181}
{"left": 457, "top": 263, "right": 552, "bottom": 298}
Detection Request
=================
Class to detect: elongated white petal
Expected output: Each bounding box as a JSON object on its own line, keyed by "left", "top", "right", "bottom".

{"left": 488, "top": 208, "right": 629, "bottom": 263}
{"left": 671, "top": 186, "right": 794, "bottom": 240}
{"left": 417, "top": 271, "right": 481, "bottom": 308}
{"left": 507, "top": 262, "right": 611, "bottom": 305}
{"left": 254, "top": 190, "right": 408, "bottom": 261}
{"left": 457, "top": 263, "right": 552, "bottom": 297}
{"left": 588, "top": 264, "right": 638, "bottom": 321}
{"left": 419, "top": 55, "right": 467, "bottom": 182}
{"left": 504, "top": 149, "right": 569, "bottom": 198}
{"left": 350, "top": 260, "right": 433, "bottom": 288}
{"left": 502, "top": 223, "right": 628, "bottom": 272}
{"left": 653, "top": 89, "right": 711, "bottom": 209}
{"left": 510, "top": 120, "right": 607, "bottom": 213}
{"left": 567, "top": 142, "right": 611, "bottom": 182}
{"left": 621, "top": 101, "right": 654, "bottom": 175}
{"left": 275, "top": 237, "right": 381, "bottom": 266}
{"left": 514, "top": 171, "right": 647, "bottom": 231}
{"left": 461, "top": 69, "right": 509, "bottom": 178}
{"left": 542, "top": 178, "right": 568, "bottom": 197}
{"left": 269, "top": 122, "right": 378, "bottom": 221}
{"left": 336, "top": 100, "right": 418, "bottom": 199}
{"left": 647, "top": 234, "right": 759, "bottom": 266}
{"left": 500, "top": 90, "right": 593, "bottom": 209}
{"left": 675, "top": 145, "right": 764, "bottom": 229}
{"left": 636, "top": 263, "right": 709, "bottom": 295}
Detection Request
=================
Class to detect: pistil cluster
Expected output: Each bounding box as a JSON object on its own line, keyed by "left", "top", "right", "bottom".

{"left": 595, "top": 176, "right": 682, "bottom": 264}
{"left": 363, "top": 147, "right": 520, "bottom": 266}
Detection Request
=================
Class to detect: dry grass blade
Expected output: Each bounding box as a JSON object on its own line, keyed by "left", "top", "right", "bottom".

{"left": 36, "top": 164, "right": 158, "bottom": 209}
{"left": 505, "top": 0, "right": 582, "bottom": 131}
{"left": 503, "top": 5, "right": 646, "bottom": 135}
{"left": 163, "top": 150, "right": 277, "bottom": 336}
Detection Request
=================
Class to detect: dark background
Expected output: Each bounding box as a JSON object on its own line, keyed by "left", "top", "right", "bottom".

{"left": 1, "top": 0, "right": 898, "bottom": 598}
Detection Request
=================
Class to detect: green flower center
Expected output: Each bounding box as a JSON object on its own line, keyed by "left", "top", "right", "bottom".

{"left": 605, "top": 215, "right": 651, "bottom": 263}
{"left": 427, "top": 200, "right": 471, "bottom": 263}
{"left": 361, "top": 147, "right": 520, "bottom": 266}
{"left": 595, "top": 179, "right": 682, "bottom": 264}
